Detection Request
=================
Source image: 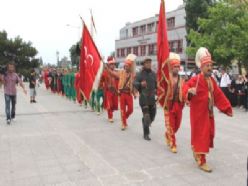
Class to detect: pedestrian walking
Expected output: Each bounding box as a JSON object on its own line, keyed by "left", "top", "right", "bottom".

{"left": 0, "top": 62, "right": 27, "bottom": 124}
{"left": 134, "top": 58, "right": 157, "bottom": 141}
{"left": 29, "top": 69, "right": 37, "bottom": 103}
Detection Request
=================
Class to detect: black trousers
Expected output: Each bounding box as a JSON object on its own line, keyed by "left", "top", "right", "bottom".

{"left": 221, "top": 87, "right": 230, "bottom": 101}
{"left": 141, "top": 104, "right": 156, "bottom": 136}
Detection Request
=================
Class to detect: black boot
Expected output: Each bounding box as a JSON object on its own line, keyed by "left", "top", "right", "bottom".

{"left": 143, "top": 119, "right": 151, "bottom": 141}
{"left": 144, "top": 135, "right": 151, "bottom": 141}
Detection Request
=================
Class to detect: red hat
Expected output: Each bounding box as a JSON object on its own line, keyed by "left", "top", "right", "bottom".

{"left": 107, "top": 56, "right": 115, "bottom": 64}
{"left": 170, "top": 60, "right": 180, "bottom": 67}
{"left": 124, "top": 60, "right": 132, "bottom": 66}
{"left": 195, "top": 47, "right": 212, "bottom": 68}
{"left": 169, "top": 52, "right": 181, "bottom": 67}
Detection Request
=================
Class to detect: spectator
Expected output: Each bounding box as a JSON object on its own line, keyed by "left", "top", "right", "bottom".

{"left": 220, "top": 68, "right": 231, "bottom": 101}
{"left": 189, "top": 66, "right": 200, "bottom": 78}
{"left": 29, "top": 69, "right": 37, "bottom": 103}
{"left": 0, "top": 62, "right": 27, "bottom": 124}
{"left": 229, "top": 75, "right": 238, "bottom": 107}
{"left": 213, "top": 69, "right": 221, "bottom": 85}
{"left": 243, "top": 75, "right": 248, "bottom": 111}
{"left": 236, "top": 75, "right": 246, "bottom": 109}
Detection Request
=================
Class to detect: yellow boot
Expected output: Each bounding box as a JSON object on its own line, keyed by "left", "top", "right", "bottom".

{"left": 195, "top": 154, "right": 212, "bottom": 173}
{"left": 199, "top": 163, "right": 212, "bottom": 173}
{"left": 170, "top": 146, "right": 177, "bottom": 153}
{"left": 121, "top": 126, "right": 125, "bottom": 131}
{"left": 108, "top": 118, "right": 114, "bottom": 123}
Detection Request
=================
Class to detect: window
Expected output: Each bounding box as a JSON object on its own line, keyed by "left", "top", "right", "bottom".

{"left": 148, "top": 44, "right": 157, "bottom": 55}
{"left": 169, "top": 41, "right": 173, "bottom": 51}
{"left": 132, "top": 27, "right": 138, "bottom": 36}
{"left": 148, "top": 44, "right": 154, "bottom": 55}
{"left": 167, "top": 17, "right": 175, "bottom": 29}
{"left": 121, "top": 48, "right": 125, "bottom": 57}
{"left": 178, "top": 40, "right": 183, "bottom": 53}
{"left": 117, "top": 49, "right": 120, "bottom": 57}
{"left": 147, "top": 23, "right": 155, "bottom": 33}
{"left": 140, "top": 25, "right": 146, "bottom": 34}
{"left": 173, "top": 41, "right": 178, "bottom": 52}
{"left": 133, "top": 46, "right": 139, "bottom": 56}
{"left": 155, "top": 21, "right": 159, "bottom": 31}
{"left": 127, "top": 47, "right": 132, "bottom": 54}
{"left": 169, "top": 40, "right": 183, "bottom": 53}
{"left": 169, "top": 41, "right": 177, "bottom": 52}
{"left": 140, "top": 45, "right": 146, "bottom": 56}
{"left": 154, "top": 44, "right": 157, "bottom": 54}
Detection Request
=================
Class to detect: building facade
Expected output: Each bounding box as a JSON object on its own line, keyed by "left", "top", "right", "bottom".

{"left": 115, "top": 4, "right": 192, "bottom": 71}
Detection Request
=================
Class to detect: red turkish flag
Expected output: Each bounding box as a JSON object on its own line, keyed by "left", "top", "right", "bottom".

{"left": 80, "top": 23, "right": 103, "bottom": 100}
{"left": 157, "top": 0, "right": 170, "bottom": 107}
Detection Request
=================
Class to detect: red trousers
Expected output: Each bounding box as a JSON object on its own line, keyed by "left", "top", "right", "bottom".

{"left": 45, "top": 80, "right": 49, "bottom": 89}
{"left": 76, "top": 88, "right": 82, "bottom": 104}
{"left": 57, "top": 80, "right": 62, "bottom": 94}
{"left": 120, "top": 93, "right": 133, "bottom": 127}
{"left": 164, "top": 102, "right": 183, "bottom": 147}
{"left": 105, "top": 90, "right": 118, "bottom": 119}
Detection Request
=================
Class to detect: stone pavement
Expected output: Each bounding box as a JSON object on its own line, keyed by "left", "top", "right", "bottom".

{"left": 0, "top": 84, "right": 247, "bottom": 186}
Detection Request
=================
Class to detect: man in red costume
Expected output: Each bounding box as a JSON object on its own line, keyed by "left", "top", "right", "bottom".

{"left": 163, "top": 53, "right": 185, "bottom": 153}
{"left": 74, "top": 71, "right": 82, "bottom": 105}
{"left": 106, "top": 54, "right": 136, "bottom": 130}
{"left": 43, "top": 68, "right": 50, "bottom": 90}
{"left": 103, "top": 56, "right": 119, "bottom": 123}
{"left": 183, "top": 47, "right": 233, "bottom": 172}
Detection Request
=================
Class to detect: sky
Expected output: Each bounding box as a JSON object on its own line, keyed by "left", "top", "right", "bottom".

{"left": 0, "top": 0, "right": 183, "bottom": 64}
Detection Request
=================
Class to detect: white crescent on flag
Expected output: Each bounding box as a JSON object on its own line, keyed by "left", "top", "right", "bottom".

{"left": 84, "top": 46, "right": 94, "bottom": 66}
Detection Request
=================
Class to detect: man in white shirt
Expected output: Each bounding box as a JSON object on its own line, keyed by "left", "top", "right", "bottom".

{"left": 220, "top": 69, "right": 231, "bottom": 100}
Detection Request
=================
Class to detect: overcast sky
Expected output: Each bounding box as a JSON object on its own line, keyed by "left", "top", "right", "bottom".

{"left": 0, "top": 0, "right": 183, "bottom": 64}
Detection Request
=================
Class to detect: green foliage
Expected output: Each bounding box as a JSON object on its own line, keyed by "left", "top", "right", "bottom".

{"left": 186, "top": 1, "right": 248, "bottom": 67}
{"left": 0, "top": 30, "right": 40, "bottom": 75}
{"left": 69, "top": 42, "right": 80, "bottom": 69}
{"left": 184, "top": 0, "right": 216, "bottom": 35}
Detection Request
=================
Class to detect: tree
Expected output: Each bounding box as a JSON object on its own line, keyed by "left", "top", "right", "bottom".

{"left": 184, "top": 0, "right": 216, "bottom": 36}
{"left": 186, "top": 1, "right": 248, "bottom": 70}
{"left": 39, "top": 57, "right": 43, "bottom": 66}
{"left": 69, "top": 42, "right": 80, "bottom": 69}
{"left": 0, "top": 30, "right": 41, "bottom": 77}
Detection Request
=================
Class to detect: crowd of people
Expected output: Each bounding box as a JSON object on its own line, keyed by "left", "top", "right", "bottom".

{"left": 213, "top": 69, "right": 248, "bottom": 111}
{"left": 41, "top": 48, "right": 234, "bottom": 173}
{"left": 1, "top": 47, "right": 243, "bottom": 173}
{"left": 189, "top": 66, "right": 248, "bottom": 111}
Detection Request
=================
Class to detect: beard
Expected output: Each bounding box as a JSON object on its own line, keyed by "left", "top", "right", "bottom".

{"left": 172, "top": 71, "right": 179, "bottom": 76}
{"left": 204, "top": 70, "right": 212, "bottom": 77}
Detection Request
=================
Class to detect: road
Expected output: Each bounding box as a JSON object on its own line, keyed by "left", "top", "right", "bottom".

{"left": 0, "top": 84, "right": 247, "bottom": 186}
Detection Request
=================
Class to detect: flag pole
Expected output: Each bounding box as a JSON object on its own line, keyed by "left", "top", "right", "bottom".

{"left": 90, "top": 9, "right": 93, "bottom": 37}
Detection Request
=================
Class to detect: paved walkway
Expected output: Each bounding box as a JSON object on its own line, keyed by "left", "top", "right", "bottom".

{"left": 0, "top": 84, "right": 247, "bottom": 186}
